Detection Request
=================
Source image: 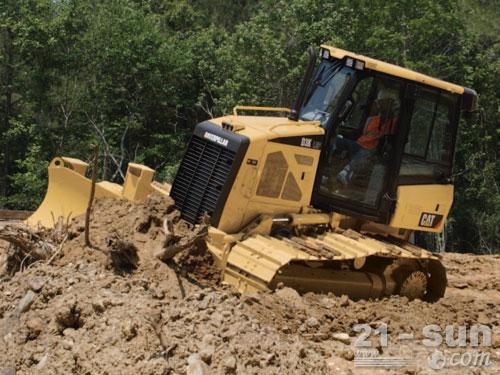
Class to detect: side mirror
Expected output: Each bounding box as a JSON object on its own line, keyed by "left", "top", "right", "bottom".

{"left": 337, "top": 99, "right": 353, "bottom": 120}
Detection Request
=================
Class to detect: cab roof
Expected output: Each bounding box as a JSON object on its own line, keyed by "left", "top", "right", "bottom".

{"left": 321, "top": 45, "right": 466, "bottom": 95}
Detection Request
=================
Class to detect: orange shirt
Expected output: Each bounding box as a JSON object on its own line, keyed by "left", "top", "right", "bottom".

{"left": 357, "top": 115, "right": 397, "bottom": 150}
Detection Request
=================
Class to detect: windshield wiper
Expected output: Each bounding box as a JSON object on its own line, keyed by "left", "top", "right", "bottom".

{"left": 319, "top": 62, "right": 342, "bottom": 86}
{"left": 303, "top": 61, "right": 343, "bottom": 106}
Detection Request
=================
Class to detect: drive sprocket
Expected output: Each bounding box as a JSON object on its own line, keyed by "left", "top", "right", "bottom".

{"left": 399, "top": 271, "right": 428, "bottom": 300}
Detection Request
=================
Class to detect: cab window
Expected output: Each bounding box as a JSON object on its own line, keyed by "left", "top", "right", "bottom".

{"left": 400, "top": 88, "right": 458, "bottom": 181}
{"left": 300, "top": 60, "right": 354, "bottom": 127}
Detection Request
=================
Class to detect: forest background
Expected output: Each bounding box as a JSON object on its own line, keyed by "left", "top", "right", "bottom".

{"left": 0, "top": 0, "right": 498, "bottom": 253}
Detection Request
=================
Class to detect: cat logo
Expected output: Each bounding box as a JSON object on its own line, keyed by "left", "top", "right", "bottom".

{"left": 418, "top": 213, "right": 443, "bottom": 228}
{"left": 300, "top": 137, "right": 312, "bottom": 148}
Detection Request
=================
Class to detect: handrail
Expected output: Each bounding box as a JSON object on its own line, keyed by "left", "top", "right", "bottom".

{"left": 232, "top": 106, "right": 291, "bottom": 117}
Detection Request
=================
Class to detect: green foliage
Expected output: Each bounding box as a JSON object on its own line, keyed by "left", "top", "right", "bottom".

{"left": 3, "top": 142, "right": 48, "bottom": 210}
{"left": 0, "top": 0, "right": 498, "bottom": 252}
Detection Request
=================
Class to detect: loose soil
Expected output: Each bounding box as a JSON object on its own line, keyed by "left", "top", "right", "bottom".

{"left": 0, "top": 196, "right": 498, "bottom": 374}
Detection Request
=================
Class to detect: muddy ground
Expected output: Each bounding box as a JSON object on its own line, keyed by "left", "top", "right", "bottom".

{"left": 0, "top": 196, "right": 498, "bottom": 374}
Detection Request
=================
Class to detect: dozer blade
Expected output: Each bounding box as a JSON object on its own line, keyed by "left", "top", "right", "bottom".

{"left": 27, "top": 157, "right": 170, "bottom": 228}
{"left": 208, "top": 229, "right": 446, "bottom": 301}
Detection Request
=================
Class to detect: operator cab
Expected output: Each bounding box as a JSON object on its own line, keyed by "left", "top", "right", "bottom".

{"left": 300, "top": 46, "right": 475, "bottom": 224}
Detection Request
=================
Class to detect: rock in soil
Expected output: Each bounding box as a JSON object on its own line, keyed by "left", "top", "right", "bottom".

{"left": 17, "top": 290, "right": 36, "bottom": 314}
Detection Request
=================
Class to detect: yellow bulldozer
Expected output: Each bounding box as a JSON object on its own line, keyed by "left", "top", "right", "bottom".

{"left": 27, "top": 45, "right": 477, "bottom": 301}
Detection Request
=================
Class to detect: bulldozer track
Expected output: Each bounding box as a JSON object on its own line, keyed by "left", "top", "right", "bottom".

{"left": 211, "top": 228, "right": 440, "bottom": 295}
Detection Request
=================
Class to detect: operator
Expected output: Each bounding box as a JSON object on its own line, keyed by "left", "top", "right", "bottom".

{"left": 335, "top": 87, "right": 400, "bottom": 185}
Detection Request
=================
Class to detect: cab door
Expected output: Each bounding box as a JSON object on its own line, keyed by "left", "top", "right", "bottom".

{"left": 312, "top": 75, "right": 405, "bottom": 222}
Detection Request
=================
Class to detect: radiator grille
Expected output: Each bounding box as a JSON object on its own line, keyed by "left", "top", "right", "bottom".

{"left": 170, "top": 135, "right": 236, "bottom": 224}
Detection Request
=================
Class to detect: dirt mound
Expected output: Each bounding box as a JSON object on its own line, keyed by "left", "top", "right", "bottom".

{"left": 0, "top": 199, "right": 499, "bottom": 374}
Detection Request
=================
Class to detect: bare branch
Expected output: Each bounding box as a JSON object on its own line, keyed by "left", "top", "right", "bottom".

{"left": 111, "top": 123, "right": 130, "bottom": 181}
{"left": 85, "top": 144, "right": 100, "bottom": 248}
{"left": 85, "top": 112, "right": 125, "bottom": 180}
